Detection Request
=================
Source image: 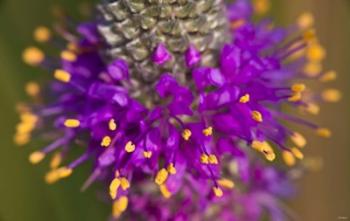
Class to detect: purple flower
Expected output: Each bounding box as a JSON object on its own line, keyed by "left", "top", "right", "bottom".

{"left": 16, "top": 0, "right": 339, "bottom": 220}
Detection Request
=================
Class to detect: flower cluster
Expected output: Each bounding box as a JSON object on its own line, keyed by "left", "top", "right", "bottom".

{"left": 16, "top": 0, "right": 339, "bottom": 220}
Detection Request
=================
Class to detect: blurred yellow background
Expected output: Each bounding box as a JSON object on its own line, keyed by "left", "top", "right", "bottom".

{"left": 0, "top": 0, "right": 349, "bottom": 220}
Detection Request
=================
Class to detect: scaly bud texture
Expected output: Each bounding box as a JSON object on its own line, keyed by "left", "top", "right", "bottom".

{"left": 16, "top": 0, "right": 339, "bottom": 220}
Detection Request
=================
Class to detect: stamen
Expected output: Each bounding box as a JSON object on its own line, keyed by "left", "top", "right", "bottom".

{"left": 217, "top": 179, "right": 235, "bottom": 189}
{"left": 61, "top": 50, "right": 77, "bottom": 62}
{"left": 143, "top": 151, "right": 152, "bottom": 158}
{"left": 202, "top": 127, "right": 213, "bottom": 136}
{"left": 316, "top": 128, "right": 331, "bottom": 138}
{"left": 108, "top": 119, "right": 117, "bottom": 131}
{"left": 282, "top": 151, "right": 296, "bottom": 166}
{"left": 200, "top": 154, "right": 209, "bottom": 164}
{"left": 291, "top": 147, "right": 304, "bottom": 160}
{"left": 253, "top": 0, "right": 270, "bottom": 15}
{"left": 25, "top": 82, "right": 40, "bottom": 97}
{"left": 307, "top": 43, "right": 326, "bottom": 62}
{"left": 101, "top": 136, "right": 112, "bottom": 147}
{"left": 64, "top": 119, "right": 80, "bottom": 128}
{"left": 297, "top": 12, "right": 314, "bottom": 29}
{"left": 45, "top": 166, "right": 73, "bottom": 184}
{"left": 54, "top": 69, "right": 71, "bottom": 83}
{"left": 112, "top": 196, "right": 128, "bottom": 218}
{"left": 319, "top": 70, "right": 337, "bottom": 82}
{"left": 251, "top": 111, "right": 263, "bottom": 122}
{"left": 29, "top": 151, "right": 45, "bottom": 164}
{"left": 291, "top": 83, "right": 306, "bottom": 93}
{"left": 120, "top": 177, "right": 130, "bottom": 190}
{"left": 160, "top": 184, "right": 172, "bottom": 198}
{"left": 155, "top": 168, "right": 169, "bottom": 185}
{"left": 304, "top": 62, "right": 322, "bottom": 77}
{"left": 182, "top": 129, "right": 192, "bottom": 141}
{"left": 291, "top": 132, "right": 307, "bottom": 148}
{"left": 167, "top": 163, "right": 177, "bottom": 175}
{"left": 252, "top": 140, "right": 275, "bottom": 161}
{"left": 212, "top": 186, "right": 223, "bottom": 197}
{"left": 34, "top": 26, "right": 51, "bottom": 43}
{"left": 22, "top": 47, "right": 45, "bottom": 66}
{"left": 303, "top": 29, "right": 316, "bottom": 42}
{"left": 288, "top": 92, "right": 302, "bottom": 102}
{"left": 208, "top": 154, "right": 218, "bottom": 164}
{"left": 304, "top": 102, "right": 320, "bottom": 115}
{"left": 50, "top": 152, "right": 62, "bottom": 169}
{"left": 109, "top": 178, "right": 121, "bottom": 199}
{"left": 124, "top": 141, "right": 135, "bottom": 153}
{"left": 321, "top": 89, "right": 342, "bottom": 103}
{"left": 239, "top": 94, "right": 250, "bottom": 103}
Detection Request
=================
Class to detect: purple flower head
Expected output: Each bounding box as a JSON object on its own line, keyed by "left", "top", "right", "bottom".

{"left": 16, "top": 0, "right": 339, "bottom": 220}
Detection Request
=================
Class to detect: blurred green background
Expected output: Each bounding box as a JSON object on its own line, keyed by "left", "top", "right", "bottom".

{"left": 0, "top": 0, "right": 349, "bottom": 220}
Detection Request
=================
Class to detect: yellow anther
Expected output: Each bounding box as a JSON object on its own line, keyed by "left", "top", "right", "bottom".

{"left": 45, "top": 167, "right": 73, "bottom": 184}
{"left": 143, "top": 151, "right": 152, "bottom": 159}
{"left": 108, "top": 119, "right": 117, "bottom": 131}
{"left": 217, "top": 179, "right": 235, "bottom": 189}
{"left": 288, "top": 92, "right": 302, "bottom": 102}
{"left": 253, "top": 0, "right": 270, "bottom": 15}
{"left": 67, "top": 42, "right": 79, "bottom": 52}
{"left": 291, "top": 83, "right": 306, "bottom": 93}
{"left": 321, "top": 89, "right": 342, "bottom": 103}
{"left": 251, "top": 111, "right": 263, "bottom": 122}
{"left": 291, "top": 132, "right": 307, "bottom": 148}
{"left": 160, "top": 184, "right": 172, "bottom": 198}
{"left": 252, "top": 141, "right": 275, "bottom": 161}
{"left": 263, "top": 151, "right": 276, "bottom": 162}
{"left": 213, "top": 186, "right": 223, "bottom": 197}
{"left": 57, "top": 167, "right": 73, "bottom": 178}
{"left": 64, "top": 119, "right": 80, "bottom": 128}
{"left": 61, "top": 50, "right": 77, "bottom": 62}
{"left": 252, "top": 140, "right": 270, "bottom": 152}
{"left": 167, "top": 163, "right": 177, "bottom": 175}
{"left": 29, "top": 151, "right": 45, "bottom": 164}
{"left": 239, "top": 94, "right": 250, "bottom": 103}
{"left": 291, "top": 147, "right": 304, "bottom": 160}
{"left": 307, "top": 43, "right": 326, "bottom": 62}
{"left": 319, "top": 70, "right": 337, "bottom": 82}
{"left": 14, "top": 133, "right": 30, "bottom": 146}
{"left": 304, "top": 102, "right": 320, "bottom": 115}
{"left": 16, "top": 122, "right": 35, "bottom": 134}
{"left": 297, "top": 12, "right": 314, "bottom": 29}
{"left": 101, "top": 136, "right": 112, "bottom": 147}
{"left": 34, "top": 26, "right": 51, "bottom": 42}
{"left": 303, "top": 29, "right": 316, "bottom": 42}
{"left": 124, "top": 141, "right": 135, "bottom": 153}
{"left": 208, "top": 154, "right": 218, "bottom": 164}
{"left": 54, "top": 69, "right": 71, "bottom": 83}
{"left": 50, "top": 152, "right": 62, "bottom": 169}
{"left": 155, "top": 168, "right": 168, "bottom": 185}
{"left": 45, "top": 170, "right": 60, "bottom": 184}
{"left": 200, "top": 154, "right": 209, "bottom": 164}
{"left": 20, "top": 112, "right": 38, "bottom": 123}
{"left": 316, "top": 128, "right": 332, "bottom": 138}
{"left": 112, "top": 196, "right": 128, "bottom": 218}
{"left": 22, "top": 47, "right": 45, "bottom": 66}
{"left": 203, "top": 126, "right": 213, "bottom": 136}
{"left": 182, "top": 129, "right": 192, "bottom": 141}
{"left": 25, "top": 82, "right": 40, "bottom": 97}
{"left": 109, "top": 178, "right": 121, "bottom": 199}
{"left": 304, "top": 62, "right": 322, "bottom": 77}
{"left": 282, "top": 151, "right": 296, "bottom": 167}
{"left": 120, "top": 177, "right": 130, "bottom": 190}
